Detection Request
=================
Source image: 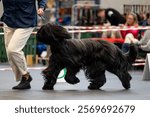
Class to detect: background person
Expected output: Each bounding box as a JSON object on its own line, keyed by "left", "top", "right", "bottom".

{"left": 138, "top": 30, "right": 150, "bottom": 52}
{"left": 122, "top": 30, "right": 150, "bottom": 58}
{"left": 98, "top": 8, "right": 126, "bottom": 26}
{"left": 121, "top": 12, "right": 139, "bottom": 53}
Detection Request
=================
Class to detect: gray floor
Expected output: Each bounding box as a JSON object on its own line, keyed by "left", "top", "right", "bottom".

{"left": 0, "top": 64, "right": 150, "bottom": 100}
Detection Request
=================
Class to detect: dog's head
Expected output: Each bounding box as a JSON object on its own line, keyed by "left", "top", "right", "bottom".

{"left": 37, "top": 23, "right": 71, "bottom": 45}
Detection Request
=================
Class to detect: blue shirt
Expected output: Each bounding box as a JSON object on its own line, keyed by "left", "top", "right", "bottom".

{"left": 1, "top": 0, "right": 47, "bottom": 28}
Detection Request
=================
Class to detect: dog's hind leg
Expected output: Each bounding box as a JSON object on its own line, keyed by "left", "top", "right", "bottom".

{"left": 116, "top": 71, "right": 132, "bottom": 89}
{"left": 87, "top": 70, "right": 106, "bottom": 90}
{"left": 64, "top": 67, "right": 80, "bottom": 84}
{"left": 85, "top": 62, "right": 106, "bottom": 90}
{"left": 109, "top": 69, "right": 132, "bottom": 89}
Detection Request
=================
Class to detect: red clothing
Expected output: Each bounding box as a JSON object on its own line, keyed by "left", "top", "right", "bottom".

{"left": 121, "top": 27, "right": 139, "bottom": 39}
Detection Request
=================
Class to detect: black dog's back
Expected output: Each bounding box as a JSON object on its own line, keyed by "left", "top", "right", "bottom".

{"left": 65, "top": 39, "right": 120, "bottom": 66}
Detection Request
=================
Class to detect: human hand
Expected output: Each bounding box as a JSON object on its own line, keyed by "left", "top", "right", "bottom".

{"left": 37, "top": 8, "right": 44, "bottom": 16}
{"left": 119, "top": 24, "right": 125, "bottom": 27}
{"left": 104, "top": 23, "right": 111, "bottom": 27}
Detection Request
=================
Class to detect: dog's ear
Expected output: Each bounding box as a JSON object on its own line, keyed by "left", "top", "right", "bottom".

{"left": 37, "top": 23, "right": 71, "bottom": 45}
{"left": 36, "top": 24, "right": 53, "bottom": 45}
{"left": 52, "top": 24, "right": 72, "bottom": 39}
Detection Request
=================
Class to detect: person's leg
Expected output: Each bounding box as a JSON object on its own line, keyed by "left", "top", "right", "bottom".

{"left": 7, "top": 27, "right": 34, "bottom": 89}
{"left": 122, "top": 33, "right": 138, "bottom": 53}
{"left": 121, "top": 43, "right": 130, "bottom": 53}
{"left": 124, "top": 33, "right": 138, "bottom": 43}
{"left": 3, "top": 24, "right": 22, "bottom": 81}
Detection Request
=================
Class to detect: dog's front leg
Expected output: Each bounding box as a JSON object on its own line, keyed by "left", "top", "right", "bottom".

{"left": 42, "top": 61, "right": 63, "bottom": 90}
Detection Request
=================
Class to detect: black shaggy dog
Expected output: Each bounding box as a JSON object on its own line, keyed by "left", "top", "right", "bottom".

{"left": 37, "top": 23, "right": 137, "bottom": 90}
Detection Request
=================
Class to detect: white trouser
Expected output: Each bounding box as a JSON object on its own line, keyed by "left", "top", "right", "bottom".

{"left": 3, "top": 24, "right": 34, "bottom": 81}
{"left": 124, "top": 33, "right": 139, "bottom": 44}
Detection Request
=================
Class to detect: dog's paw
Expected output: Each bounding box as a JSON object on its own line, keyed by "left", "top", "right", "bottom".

{"left": 65, "top": 77, "right": 80, "bottom": 85}
{"left": 121, "top": 77, "right": 131, "bottom": 90}
{"left": 42, "top": 86, "right": 54, "bottom": 90}
{"left": 122, "top": 82, "right": 130, "bottom": 90}
{"left": 88, "top": 85, "right": 100, "bottom": 90}
{"left": 42, "top": 82, "right": 54, "bottom": 90}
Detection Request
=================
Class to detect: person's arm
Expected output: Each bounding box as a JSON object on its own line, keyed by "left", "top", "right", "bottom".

{"left": 138, "top": 30, "right": 150, "bottom": 45}
{"left": 38, "top": 0, "right": 47, "bottom": 9}
{"left": 37, "top": 0, "right": 47, "bottom": 16}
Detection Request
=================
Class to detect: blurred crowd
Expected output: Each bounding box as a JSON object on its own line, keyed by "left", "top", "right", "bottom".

{"left": 75, "top": 7, "right": 150, "bottom": 58}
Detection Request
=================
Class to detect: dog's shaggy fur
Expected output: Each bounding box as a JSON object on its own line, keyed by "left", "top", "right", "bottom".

{"left": 37, "top": 23, "right": 137, "bottom": 90}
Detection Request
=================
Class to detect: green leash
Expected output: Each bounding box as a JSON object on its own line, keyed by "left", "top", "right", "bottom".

{"left": 57, "top": 68, "right": 67, "bottom": 79}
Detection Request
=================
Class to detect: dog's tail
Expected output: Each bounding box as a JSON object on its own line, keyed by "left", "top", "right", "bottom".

{"left": 125, "top": 43, "right": 138, "bottom": 64}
